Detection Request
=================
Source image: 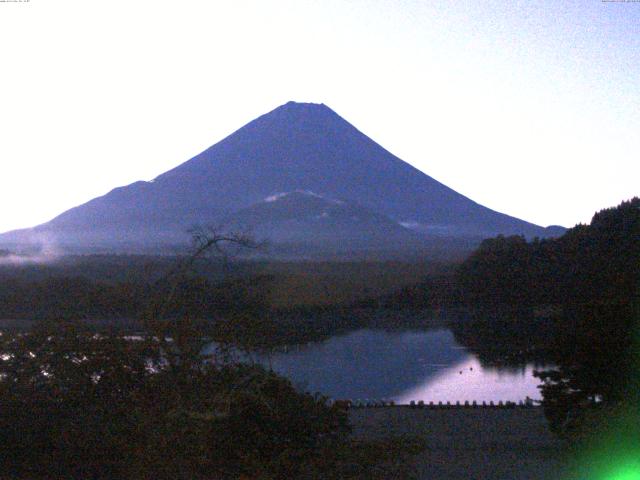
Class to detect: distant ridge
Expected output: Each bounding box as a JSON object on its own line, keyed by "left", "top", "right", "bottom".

{"left": 0, "top": 101, "right": 564, "bottom": 257}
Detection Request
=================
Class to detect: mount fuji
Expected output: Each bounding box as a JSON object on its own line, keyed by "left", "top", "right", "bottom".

{"left": 0, "top": 101, "right": 563, "bottom": 258}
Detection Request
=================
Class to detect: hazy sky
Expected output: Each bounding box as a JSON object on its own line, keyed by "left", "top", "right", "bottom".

{"left": 1, "top": 0, "right": 638, "bottom": 233}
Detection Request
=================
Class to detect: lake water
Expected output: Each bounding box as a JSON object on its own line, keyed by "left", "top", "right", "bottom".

{"left": 244, "top": 328, "right": 547, "bottom": 404}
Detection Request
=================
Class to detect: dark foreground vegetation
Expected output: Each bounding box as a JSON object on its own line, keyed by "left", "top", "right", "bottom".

{"left": 0, "top": 234, "right": 425, "bottom": 479}
{"left": 0, "top": 199, "right": 637, "bottom": 478}
{"left": 455, "top": 198, "right": 640, "bottom": 477}
{"left": 0, "top": 319, "right": 425, "bottom": 479}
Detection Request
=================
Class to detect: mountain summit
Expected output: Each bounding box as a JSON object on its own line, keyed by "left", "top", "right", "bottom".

{"left": 0, "top": 101, "right": 563, "bottom": 256}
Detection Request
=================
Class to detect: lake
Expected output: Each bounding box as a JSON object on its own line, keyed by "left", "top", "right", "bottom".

{"left": 243, "top": 328, "right": 547, "bottom": 404}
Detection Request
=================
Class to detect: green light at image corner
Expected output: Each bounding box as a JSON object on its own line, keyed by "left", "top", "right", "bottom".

{"left": 608, "top": 463, "right": 640, "bottom": 480}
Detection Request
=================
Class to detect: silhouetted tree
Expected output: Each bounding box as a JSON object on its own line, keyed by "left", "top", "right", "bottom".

{"left": 0, "top": 228, "right": 423, "bottom": 478}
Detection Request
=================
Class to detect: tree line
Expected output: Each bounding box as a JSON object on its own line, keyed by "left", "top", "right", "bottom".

{"left": 456, "top": 198, "right": 639, "bottom": 312}
{"left": 455, "top": 198, "right": 640, "bottom": 439}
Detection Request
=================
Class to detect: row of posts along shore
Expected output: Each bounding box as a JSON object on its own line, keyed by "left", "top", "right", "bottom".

{"left": 331, "top": 398, "right": 537, "bottom": 409}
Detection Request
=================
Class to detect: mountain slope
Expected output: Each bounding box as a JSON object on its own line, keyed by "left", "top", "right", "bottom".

{"left": 224, "top": 190, "right": 429, "bottom": 252}
{"left": 0, "top": 101, "right": 563, "bottom": 254}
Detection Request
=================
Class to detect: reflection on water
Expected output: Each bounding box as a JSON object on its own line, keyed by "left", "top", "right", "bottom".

{"left": 251, "top": 328, "right": 548, "bottom": 404}
{"left": 394, "top": 357, "right": 543, "bottom": 404}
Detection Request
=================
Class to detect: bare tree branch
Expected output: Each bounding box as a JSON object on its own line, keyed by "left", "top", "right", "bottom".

{"left": 140, "top": 226, "right": 262, "bottom": 369}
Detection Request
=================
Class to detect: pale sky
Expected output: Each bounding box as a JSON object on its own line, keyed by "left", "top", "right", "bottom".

{"left": 1, "top": 0, "right": 638, "bottom": 233}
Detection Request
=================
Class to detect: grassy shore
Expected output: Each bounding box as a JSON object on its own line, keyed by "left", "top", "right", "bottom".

{"left": 350, "top": 407, "right": 567, "bottom": 480}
